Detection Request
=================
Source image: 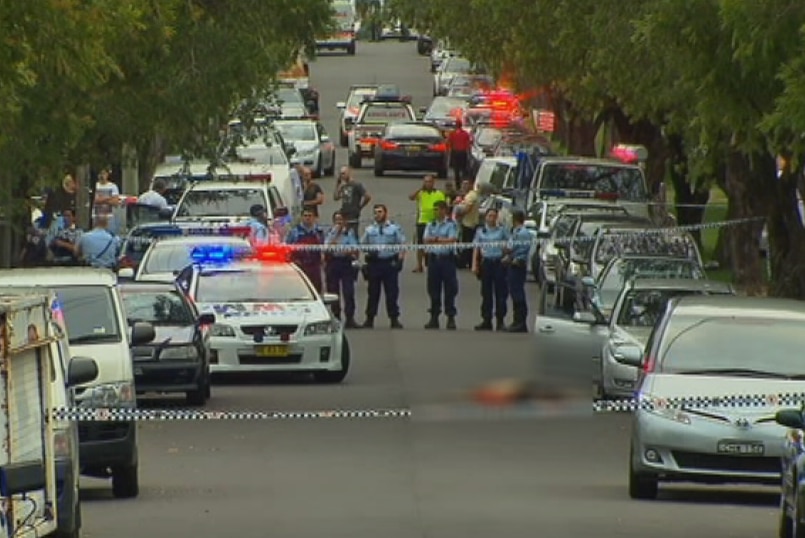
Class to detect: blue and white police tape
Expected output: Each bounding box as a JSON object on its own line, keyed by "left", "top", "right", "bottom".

{"left": 46, "top": 391, "right": 805, "bottom": 421}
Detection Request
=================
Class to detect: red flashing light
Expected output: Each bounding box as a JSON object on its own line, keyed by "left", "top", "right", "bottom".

{"left": 429, "top": 143, "right": 447, "bottom": 152}
{"left": 380, "top": 140, "right": 399, "bottom": 150}
{"left": 643, "top": 355, "right": 655, "bottom": 374}
{"left": 595, "top": 192, "right": 619, "bottom": 201}
{"left": 250, "top": 244, "right": 292, "bottom": 263}
{"left": 610, "top": 145, "right": 640, "bottom": 164}
{"left": 118, "top": 256, "right": 135, "bottom": 269}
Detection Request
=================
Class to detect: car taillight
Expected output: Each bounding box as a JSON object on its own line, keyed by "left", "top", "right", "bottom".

{"left": 643, "top": 356, "right": 655, "bottom": 374}
{"left": 380, "top": 141, "right": 399, "bottom": 150}
{"left": 429, "top": 143, "right": 447, "bottom": 152}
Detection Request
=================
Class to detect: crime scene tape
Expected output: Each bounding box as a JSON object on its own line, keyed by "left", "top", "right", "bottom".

{"left": 45, "top": 391, "right": 805, "bottom": 422}
{"left": 126, "top": 216, "right": 764, "bottom": 251}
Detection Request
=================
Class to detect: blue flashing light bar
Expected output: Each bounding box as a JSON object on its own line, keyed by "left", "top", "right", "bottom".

{"left": 189, "top": 245, "right": 250, "bottom": 265}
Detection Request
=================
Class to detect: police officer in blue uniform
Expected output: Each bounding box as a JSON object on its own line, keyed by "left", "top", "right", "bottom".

{"left": 246, "top": 204, "right": 270, "bottom": 244}
{"left": 324, "top": 210, "right": 359, "bottom": 328}
{"left": 471, "top": 207, "right": 509, "bottom": 331}
{"left": 360, "top": 204, "right": 406, "bottom": 329}
{"left": 503, "top": 209, "right": 531, "bottom": 332}
{"left": 423, "top": 200, "right": 460, "bottom": 330}
{"left": 285, "top": 209, "right": 325, "bottom": 292}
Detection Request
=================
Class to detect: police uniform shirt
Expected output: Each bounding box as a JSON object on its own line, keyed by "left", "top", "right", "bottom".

{"left": 508, "top": 225, "right": 532, "bottom": 262}
{"left": 77, "top": 228, "right": 120, "bottom": 268}
{"left": 361, "top": 221, "right": 405, "bottom": 259}
{"left": 325, "top": 227, "right": 358, "bottom": 257}
{"left": 286, "top": 224, "right": 324, "bottom": 244}
{"left": 246, "top": 218, "right": 269, "bottom": 243}
{"left": 474, "top": 225, "right": 509, "bottom": 260}
{"left": 422, "top": 218, "right": 459, "bottom": 255}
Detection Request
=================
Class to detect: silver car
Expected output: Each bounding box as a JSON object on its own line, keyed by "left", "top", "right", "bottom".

{"left": 335, "top": 85, "right": 379, "bottom": 147}
{"left": 619, "top": 295, "right": 805, "bottom": 499}
{"left": 273, "top": 120, "right": 336, "bottom": 177}
{"left": 433, "top": 57, "right": 473, "bottom": 96}
{"left": 596, "top": 278, "right": 734, "bottom": 399}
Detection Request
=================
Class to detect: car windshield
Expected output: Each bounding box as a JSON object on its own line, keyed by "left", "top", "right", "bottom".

{"left": 347, "top": 88, "right": 376, "bottom": 108}
{"left": 594, "top": 232, "right": 699, "bottom": 266}
{"left": 387, "top": 125, "right": 441, "bottom": 139}
{"left": 229, "top": 144, "right": 288, "bottom": 166}
{"left": 275, "top": 123, "right": 316, "bottom": 141}
{"left": 658, "top": 317, "right": 805, "bottom": 376}
{"left": 427, "top": 98, "right": 465, "bottom": 117}
{"left": 445, "top": 58, "right": 471, "bottom": 73}
{"left": 176, "top": 189, "right": 267, "bottom": 218}
{"left": 196, "top": 267, "right": 315, "bottom": 303}
{"left": 360, "top": 104, "right": 413, "bottom": 124}
{"left": 142, "top": 241, "right": 251, "bottom": 274}
{"left": 275, "top": 88, "right": 304, "bottom": 105}
{"left": 54, "top": 286, "right": 121, "bottom": 345}
{"left": 540, "top": 163, "right": 649, "bottom": 202}
{"left": 121, "top": 289, "right": 195, "bottom": 325}
{"left": 598, "top": 258, "right": 704, "bottom": 308}
{"left": 616, "top": 289, "right": 700, "bottom": 328}
{"left": 476, "top": 129, "right": 502, "bottom": 147}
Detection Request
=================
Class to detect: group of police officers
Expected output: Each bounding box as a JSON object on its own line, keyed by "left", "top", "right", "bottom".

{"left": 244, "top": 193, "right": 531, "bottom": 333}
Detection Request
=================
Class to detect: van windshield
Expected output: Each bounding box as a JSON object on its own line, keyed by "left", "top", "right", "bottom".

{"left": 540, "top": 163, "right": 648, "bottom": 202}
{"left": 54, "top": 286, "right": 121, "bottom": 345}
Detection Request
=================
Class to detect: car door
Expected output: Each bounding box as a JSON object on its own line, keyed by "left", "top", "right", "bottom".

{"left": 534, "top": 309, "right": 609, "bottom": 392}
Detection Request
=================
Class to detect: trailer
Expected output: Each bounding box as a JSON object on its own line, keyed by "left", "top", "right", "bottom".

{"left": 0, "top": 294, "right": 58, "bottom": 538}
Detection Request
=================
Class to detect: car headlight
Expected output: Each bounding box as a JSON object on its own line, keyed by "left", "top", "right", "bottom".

{"left": 53, "top": 428, "right": 73, "bottom": 458}
{"left": 159, "top": 345, "right": 199, "bottom": 360}
{"left": 640, "top": 396, "right": 691, "bottom": 425}
{"left": 76, "top": 381, "right": 135, "bottom": 408}
{"left": 210, "top": 324, "right": 236, "bottom": 337}
{"left": 304, "top": 320, "right": 338, "bottom": 336}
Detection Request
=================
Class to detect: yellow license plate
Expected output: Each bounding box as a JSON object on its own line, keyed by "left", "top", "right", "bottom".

{"left": 255, "top": 345, "right": 288, "bottom": 358}
{"left": 360, "top": 143, "right": 372, "bottom": 151}
{"left": 407, "top": 147, "right": 421, "bottom": 154}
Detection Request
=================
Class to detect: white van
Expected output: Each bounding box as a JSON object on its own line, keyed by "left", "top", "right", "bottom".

{"left": 0, "top": 268, "right": 155, "bottom": 499}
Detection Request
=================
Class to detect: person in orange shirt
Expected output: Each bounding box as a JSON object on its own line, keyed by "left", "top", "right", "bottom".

{"left": 446, "top": 119, "right": 472, "bottom": 182}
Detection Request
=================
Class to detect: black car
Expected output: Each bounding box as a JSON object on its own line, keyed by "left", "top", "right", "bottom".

{"left": 373, "top": 122, "right": 448, "bottom": 178}
{"left": 119, "top": 281, "right": 214, "bottom": 406}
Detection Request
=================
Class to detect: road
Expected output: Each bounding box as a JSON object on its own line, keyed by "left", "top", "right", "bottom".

{"left": 82, "top": 41, "right": 777, "bottom": 538}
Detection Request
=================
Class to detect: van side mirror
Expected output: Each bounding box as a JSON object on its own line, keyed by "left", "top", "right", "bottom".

{"left": 322, "top": 293, "right": 339, "bottom": 305}
{"left": 572, "top": 311, "right": 597, "bottom": 324}
{"left": 418, "top": 106, "right": 428, "bottom": 115}
{"left": 198, "top": 313, "right": 216, "bottom": 325}
{"left": 776, "top": 409, "right": 805, "bottom": 430}
{"left": 336, "top": 102, "right": 346, "bottom": 110}
{"left": 118, "top": 268, "right": 134, "bottom": 280}
{"left": 130, "top": 321, "right": 155, "bottom": 346}
{"left": 67, "top": 356, "right": 99, "bottom": 387}
{"left": 613, "top": 345, "right": 643, "bottom": 368}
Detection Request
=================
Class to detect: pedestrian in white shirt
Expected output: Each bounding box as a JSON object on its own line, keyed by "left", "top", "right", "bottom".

{"left": 137, "top": 179, "right": 169, "bottom": 209}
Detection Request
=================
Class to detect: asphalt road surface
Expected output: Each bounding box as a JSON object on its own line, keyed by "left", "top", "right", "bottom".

{"left": 82, "top": 41, "right": 777, "bottom": 538}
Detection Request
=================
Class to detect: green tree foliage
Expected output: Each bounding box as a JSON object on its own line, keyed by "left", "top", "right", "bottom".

{"left": 391, "top": 0, "right": 805, "bottom": 297}
{"left": 0, "top": 0, "right": 332, "bottom": 202}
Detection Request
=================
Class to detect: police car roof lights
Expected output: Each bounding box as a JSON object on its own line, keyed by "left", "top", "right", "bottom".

{"left": 249, "top": 244, "right": 292, "bottom": 263}
{"left": 190, "top": 244, "right": 251, "bottom": 265}
{"left": 610, "top": 144, "right": 648, "bottom": 164}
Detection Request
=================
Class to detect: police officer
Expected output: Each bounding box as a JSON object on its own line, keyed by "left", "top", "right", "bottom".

{"left": 75, "top": 215, "right": 120, "bottom": 270}
{"left": 325, "top": 211, "right": 359, "bottom": 328}
{"left": 360, "top": 204, "right": 405, "bottom": 329}
{"left": 502, "top": 209, "right": 531, "bottom": 333}
{"left": 471, "top": 207, "right": 509, "bottom": 331}
{"left": 246, "top": 204, "right": 270, "bottom": 244}
{"left": 285, "top": 209, "right": 325, "bottom": 292}
{"left": 422, "top": 200, "right": 460, "bottom": 330}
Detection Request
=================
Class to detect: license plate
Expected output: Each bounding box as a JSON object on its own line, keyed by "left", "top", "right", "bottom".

{"left": 716, "top": 440, "right": 765, "bottom": 455}
{"left": 255, "top": 345, "right": 288, "bottom": 358}
{"left": 406, "top": 146, "right": 421, "bottom": 154}
{"left": 360, "top": 143, "right": 372, "bottom": 151}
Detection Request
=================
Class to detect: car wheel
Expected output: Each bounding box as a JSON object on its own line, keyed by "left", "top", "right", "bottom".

{"left": 780, "top": 490, "right": 794, "bottom": 538}
{"left": 314, "top": 336, "right": 350, "bottom": 384}
{"left": 628, "top": 448, "right": 658, "bottom": 500}
{"left": 339, "top": 130, "right": 348, "bottom": 147}
{"left": 186, "top": 381, "right": 206, "bottom": 406}
{"left": 347, "top": 43, "right": 356, "bottom": 55}
{"left": 348, "top": 153, "right": 361, "bottom": 168}
{"left": 111, "top": 463, "right": 139, "bottom": 499}
{"left": 52, "top": 501, "right": 81, "bottom": 538}
{"left": 373, "top": 163, "right": 384, "bottom": 177}
{"left": 205, "top": 372, "right": 212, "bottom": 399}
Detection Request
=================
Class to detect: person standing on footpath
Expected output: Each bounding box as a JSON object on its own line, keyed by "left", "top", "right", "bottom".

{"left": 408, "top": 174, "right": 446, "bottom": 273}
{"left": 452, "top": 180, "right": 481, "bottom": 268}
{"left": 422, "top": 200, "right": 460, "bottom": 330}
{"left": 446, "top": 119, "right": 471, "bottom": 183}
{"left": 324, "top": 211, "right": 360, "bottom": 329}
{"left": 360, "top": 204, "right": 405, "bottom": 329}
{"left": 502, "top": 209, "right": 531, "bottom": 333}
{"left": 334, "top": 166, "right": 371, "bottom": 234}
{"left": 300, "top": 166, "right": 324, "bottom": 218}
{"left": 285, "top": 209, "right": 325, "bottom": 292}
{"left": 471, "top": 207, "right": 509, "bottom": 331}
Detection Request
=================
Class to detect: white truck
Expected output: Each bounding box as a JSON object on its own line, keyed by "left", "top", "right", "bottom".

{"left": 0, "top": 293, "right": 62, "bottom": 537}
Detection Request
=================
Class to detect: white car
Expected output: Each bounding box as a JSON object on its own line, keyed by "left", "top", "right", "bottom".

{"left": 272, "top": 119, "right": 336, "bottom": 177}
{"left": 129, "top": 235, "right": 253, "bottom": 282}
{"left": 181, "top": 249, "right": 350, "bottom": 382}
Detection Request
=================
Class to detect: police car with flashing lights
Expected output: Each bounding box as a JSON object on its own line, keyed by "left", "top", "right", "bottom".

{"left": 347, "top": 89, "right": 416, "bottom": 169}
{"left": 172, "top": 245, "right": 350, "bottom": 382}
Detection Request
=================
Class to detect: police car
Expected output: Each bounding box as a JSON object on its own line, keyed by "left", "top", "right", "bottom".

{"left": 347, "top": 88, "right": 416, "bottom": 168}
{"left": 174, "top": 245, "right": 350, "bottom": 382}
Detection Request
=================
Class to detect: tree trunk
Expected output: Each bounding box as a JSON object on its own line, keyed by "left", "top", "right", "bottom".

{"left": 138, "top": 134, "right": 167, "bottom": 191}
{"left": 722, "top": 151, "right": 768, "bottom": 294}
{"left": 766, "top": 171, "right": 805, "bottom": 299}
